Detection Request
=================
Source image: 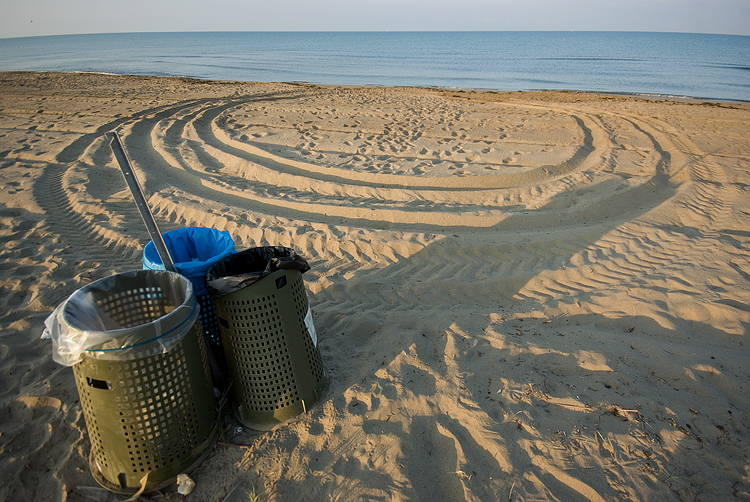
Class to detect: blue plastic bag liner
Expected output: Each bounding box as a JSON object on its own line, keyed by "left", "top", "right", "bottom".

{"left": 143, "top": 227, "right": 235, "bottom": 296}
{"left": 205, "top": 246, "right": 310, "bottom": 298}
{"left": 43, "top": 270, "right": 198, "bottom": 366}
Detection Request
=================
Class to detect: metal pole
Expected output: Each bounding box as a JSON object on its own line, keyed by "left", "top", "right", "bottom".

{"left": 105, "top": 131, "right": 177, "bottom": 272}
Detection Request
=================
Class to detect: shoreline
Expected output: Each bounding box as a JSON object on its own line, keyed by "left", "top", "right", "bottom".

{"left": 30, "top": 69, "right": 747, "bottom": 104}
{"left": 1, "top": 71, "right": 749, "bottom": 501}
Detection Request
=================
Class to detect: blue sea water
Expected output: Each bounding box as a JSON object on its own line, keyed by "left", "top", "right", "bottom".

{"left": 0, "top": 31, "right": 748, "bottom": 101}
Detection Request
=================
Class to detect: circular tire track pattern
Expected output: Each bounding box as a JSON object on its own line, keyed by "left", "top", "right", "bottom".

{"left": 1, "top": 73, "right": 749, "bottom": 501}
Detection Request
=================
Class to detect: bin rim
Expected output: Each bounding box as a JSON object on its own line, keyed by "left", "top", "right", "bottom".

{"left": 143, "top": 226, "right": 235, "bottom": 296}
{"left": 45, "top": 269, "right": 199, "bottom": 366}
{"left": 204, "top": 246, "right": 310, "bottom": 298}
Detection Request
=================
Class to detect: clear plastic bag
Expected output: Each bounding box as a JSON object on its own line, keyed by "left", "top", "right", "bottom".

{"left": 43, "top": 270, "right": 198, "bottom": 366}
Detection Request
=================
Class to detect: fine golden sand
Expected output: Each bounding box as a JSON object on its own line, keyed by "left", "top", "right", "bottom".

{"left": 1, "top": 71, "right": 749, "bottom": 501}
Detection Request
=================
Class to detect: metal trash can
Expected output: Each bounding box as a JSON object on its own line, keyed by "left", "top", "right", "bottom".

{"left": 205, "top": 247, "right": 325, "bottom": 430}
{"left": 44, "top": 270, "right": 219, "bottom": 494}
{"left": 143, "top": 227, "right": 235, "bottom": 379}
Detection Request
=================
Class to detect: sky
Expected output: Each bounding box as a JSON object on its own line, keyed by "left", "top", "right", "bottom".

{"left": 2, "top": 0, "right": 749, "bottom": 39}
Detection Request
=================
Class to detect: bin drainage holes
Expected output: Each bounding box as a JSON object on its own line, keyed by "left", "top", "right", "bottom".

{"left": 87, "top": 378, "right": 112, "bottom": 390}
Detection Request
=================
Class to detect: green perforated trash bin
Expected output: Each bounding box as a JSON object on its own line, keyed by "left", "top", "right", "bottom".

{"left": 44, "top": 270, "right": 219, "bottom": 494}
{"left": 205, "top": 247, "right": 325, "bottom": 430}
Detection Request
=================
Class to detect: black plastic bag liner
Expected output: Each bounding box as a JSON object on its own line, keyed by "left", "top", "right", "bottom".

{"left": 205, "top": 246, "right": 310, "bottom": 298}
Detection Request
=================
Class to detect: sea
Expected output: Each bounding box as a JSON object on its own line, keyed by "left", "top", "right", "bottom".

{"left": 0, "top": 31, "right": 748, "bottom": 102}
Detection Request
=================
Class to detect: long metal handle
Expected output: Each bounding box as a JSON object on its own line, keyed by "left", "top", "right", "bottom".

{"left": 105, "top": 131, "right": 177, "bottom": 272}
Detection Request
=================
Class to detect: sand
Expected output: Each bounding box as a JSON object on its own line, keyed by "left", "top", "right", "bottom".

{"left": 0, "top": 71, "right": 749, "bottom": 501}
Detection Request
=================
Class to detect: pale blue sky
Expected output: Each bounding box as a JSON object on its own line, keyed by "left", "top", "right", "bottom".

{"left": 2, "top": 0, "right": 749, "bottom": 39}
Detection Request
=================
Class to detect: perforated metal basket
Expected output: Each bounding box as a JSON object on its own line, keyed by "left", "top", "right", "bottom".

{"left": 197, "top": 291, "right": 222, "bottom": 351}
{"left": 214, "top": 268, "right": 325, "bottom": 429}
{"left": 57, "top": 270, "right": 219, "bottom": 493}
{"left": 143, "top": 227, "right": 236, "bottom": 384}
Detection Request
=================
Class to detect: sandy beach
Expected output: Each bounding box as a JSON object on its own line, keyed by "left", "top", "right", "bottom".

{"left": 0, "top": 71, "right": 749, "bottom": 501}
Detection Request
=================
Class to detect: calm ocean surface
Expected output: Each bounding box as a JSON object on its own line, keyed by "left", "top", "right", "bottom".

{"left": 0, "top": 32, "right": 748, "bottom": 101}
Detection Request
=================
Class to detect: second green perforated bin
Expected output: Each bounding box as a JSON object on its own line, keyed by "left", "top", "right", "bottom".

{"left": 205, "top": 247, "right": 325, "bottom": 430}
